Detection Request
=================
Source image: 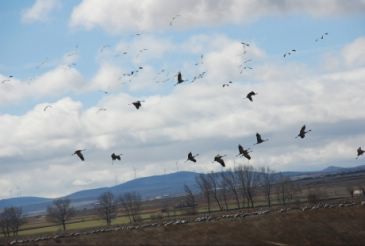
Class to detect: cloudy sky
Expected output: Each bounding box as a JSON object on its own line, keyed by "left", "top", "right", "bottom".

{"left": 1, "top": 0, "right": 365, "bottom": 199}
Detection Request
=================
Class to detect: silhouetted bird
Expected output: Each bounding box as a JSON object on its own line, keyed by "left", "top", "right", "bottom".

{"left": 236, "top": 144, "right": 251, "bottom": 160}
{"left": 246, "top": 91, "right": 257, "bottom": 102}
{"left": 175, "top": 72, "right": 185, "bottom": 85}
{"left": 111, "top": 153, "right": 122, "bottom": 161}
{"left": 186, "top": 152, "right": 199, "bottom": 163}
{"left": 255, "top": 133, "right": 268, "bottom": 145}
{"left": 131, "top": 100, "right": 144, "bottom": 110}
{"left": 214, "top": 154, "right": 226, "bottom": 167}
{"left": 296, "top": 125, "right": 311, "bottom": 139}
{"left": 73, "top": 149, "right": 86, "bottom": 161}
{"left": 356, "top": 147, "right": 365, "bottom": 159}
{"left": 283, "top": 49, "right": 296, "bottom": 58}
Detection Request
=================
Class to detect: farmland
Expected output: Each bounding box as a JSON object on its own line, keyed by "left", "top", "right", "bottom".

{"left": 1, "top": 170, "right": 364, "bottom": 245}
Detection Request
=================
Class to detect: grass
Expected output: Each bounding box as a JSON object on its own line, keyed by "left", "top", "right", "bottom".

{"left": 17, "top": 212, "right": 155, "bottom": 236}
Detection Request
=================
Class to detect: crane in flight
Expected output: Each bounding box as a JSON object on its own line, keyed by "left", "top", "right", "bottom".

{"left": 111, "top": 153, "right": 123, "bottom": 164}
{"left": 296, "top": 125, "right": 311, "bottom": 139}
{"left": 213, "top": 154, "right": 226, "bottom": 167}
{"left": 186, "top": 152, "right": 199, "bottom": 163}
{"left": 73, "top": 149, "right": 86, "bottom": 161}
{"left": 236, "top": 144, "right": 252, "bottom": 160}
{"left": 246, "top": 91, "right": 257, "bottom": 102}
{"left": 356, "top": 147, "right": 365, "bottom": 159}
{"left": 255, "top": 133, "right": 269, "bottom": 145}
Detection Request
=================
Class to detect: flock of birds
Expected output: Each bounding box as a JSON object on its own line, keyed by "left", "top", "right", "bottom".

{"left": 1, "top": 14, "right": 363, "bottom": 173}
{"left": 65, "top": 28, "right": 365, "bottom": 168}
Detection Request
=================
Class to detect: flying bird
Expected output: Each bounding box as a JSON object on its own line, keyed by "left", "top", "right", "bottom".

{"left": 240, "top": 66, "right": 253, "bottom": 73}
{"left": 191, "top": 71, "right": 206, "bottom": 83}
{"left": 236, "top": 144, "right": 252, "bottom": 160}
{"left": 194, "top": 54, "right": 204, "bottom": 66}
{"left": 169, "top": 14, "right": 181, "bottom": 26}
{"left": 255, "top": 133, "right": 268, "bottom": 145}
{"left": 296, "top": 125, "right": 311, "bottom": 139}
{"left": 97, "top": 108, "right": 107, "bottom": 113}
{"left": 213, "top": 154, "right": 226, "bottom": 167}
{"left": 246, "top": 91, "right": 257, "bottom": 102}
{"left": 283, "top": 49, "right": 296, "bottom": 58}
{"left": 36, "top": 58, "right": 48, "bottom": 69}
{"left": 186, "top": 152, "right": 199, "bottom": 163}
{"left": 115, "top": 51, "right": 128, "bottom": 57}
{"left": 73, "top": 149, "right": 86, "bottom": 161}
{"left": 241, "top": 42, "right": 250, "bottom": 47}
{"left": 315, "top": 32, "right": 329, "bottom": 42}
{"left": 1, "top": 75, "right": 13, "bottom": 84}
{"left": 111, "top": 153, "right": 122, "bottom": 162}
{"left": 356, "top": 147, "right": 365, "bottom": 159}
{"left": 99, "top": 90, "right": 109, "bottom": 95}
{"left": 100, "top": 45, "right": 111, "bottom": 53}
{"left": 175, "top": 72, "right": 186, "bottom": 85}
{"left": 43, "top": 105, "right": 52, "bottom": 111}
{"left": 222, "top": 81, "right": 233, "bottom": 87}
{"left": 131, "top": 100, "right": 144, "bottom": 110}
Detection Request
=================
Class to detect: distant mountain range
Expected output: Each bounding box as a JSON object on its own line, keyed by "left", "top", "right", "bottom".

{"left": 0, "top": 171, "right": 201, "bottom": 215}
{"left": 1, "top": 165, "right": 364, "bottom": 215}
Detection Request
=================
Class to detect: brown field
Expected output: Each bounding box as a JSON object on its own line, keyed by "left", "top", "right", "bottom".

{"left": 13, "top": 206, "right": 365, "bottom": 246}
{"left": 1, "top": 171, "right": 365, "bottom": 245}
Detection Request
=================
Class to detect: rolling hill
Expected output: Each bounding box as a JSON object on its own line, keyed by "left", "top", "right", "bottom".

{"left": 1, "top": 164, "right": 364, "bottom": 215}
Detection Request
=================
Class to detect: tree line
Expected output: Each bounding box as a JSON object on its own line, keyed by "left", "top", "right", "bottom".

{"left": 44, "top": 191, "right": 143, "bottom": 232}
{"left": 189, "top": 165, "right": 301, "bottom": 213}
{"left": 0, "top": 191, "right": 142, "bottom": 238}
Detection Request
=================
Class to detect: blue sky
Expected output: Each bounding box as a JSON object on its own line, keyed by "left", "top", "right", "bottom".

{"left": 0, "top": 0, "right": 365, "bottom": 199}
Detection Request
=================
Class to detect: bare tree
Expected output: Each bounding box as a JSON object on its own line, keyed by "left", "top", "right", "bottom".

{"left": 183, "top": 184, "right": 197, "bottom": 214}
{"left": 96, "top": 192, "right": 117, "bottom": 226}
{"left": 207, "top": 172, "right": 223, "bottom": 211}
{"left": 220, "top": 177, "right": 229, "bottom": 210}
{"left": 259, "top": 167, "right": 275, "bottom": 207}
{"left": 221, "top": 170, "right": 240, "bottom": 209}
{"left": 0, "top": 210, "right": 11, "bottom": 238}
{"left": 236, "top": 165, "right": 257, "bottom": 208}
{"left": 46, "top": 198, "right": 75, "bottom": 231}
{"left": 119, "top": 192, "right": 142, "bottom": 223}
{"left": 276, "top": 174, "right": 297, "bottom": 206}
{"left": 196, "top": 174, "right": 212, "bottom": 214}
{"left": 0, "top": 207, "right": 24, "bottom": 238}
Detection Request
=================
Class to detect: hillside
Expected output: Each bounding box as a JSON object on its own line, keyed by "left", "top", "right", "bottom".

{"left": 1, "top": 164, "right": 365, "bottom": 215}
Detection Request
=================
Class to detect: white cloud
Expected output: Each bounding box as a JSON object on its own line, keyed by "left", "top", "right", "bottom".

{"left": 22, "top": 0, "right": 61, "bottom": 23}
{"left": 342, "top": 37, "right": 365, "bottom": 67}
{"left": 88, "top": 63, "right": 122, "bottom": 92}
{"left": 322, "top": 36, "right": 365, "bottom": 71}
{"left": 70, "top": 0, "right": 365, "bottom": 33}
{"left": 0, "top": 53, "right": 84, "bottom": 105}
{"left": 1, "top": 33, "right": 365, "bottom": 199}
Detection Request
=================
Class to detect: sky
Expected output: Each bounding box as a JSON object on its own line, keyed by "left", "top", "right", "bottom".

{"left": 0, "top": 0, "right": 365, "bottom": 199}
